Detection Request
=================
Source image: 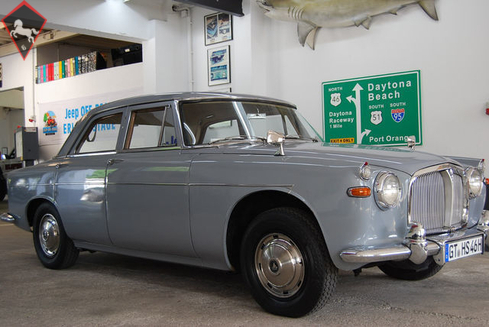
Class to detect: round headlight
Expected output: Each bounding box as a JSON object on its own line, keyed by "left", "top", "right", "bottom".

{"left": 467, "top": 168, "right": 483, "bottom": 198}
{"left": 374, "top": 172, "right": 401, "bottom": 209}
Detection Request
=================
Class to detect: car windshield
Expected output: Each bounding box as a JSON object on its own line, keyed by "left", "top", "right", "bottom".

{"left": 179, "top": 101, "right": 321, "bottom": 146}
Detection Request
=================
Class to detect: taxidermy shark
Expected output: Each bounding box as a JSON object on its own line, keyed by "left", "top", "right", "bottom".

{"left": 257, "top": 0, "right": 438, "bottom": 49}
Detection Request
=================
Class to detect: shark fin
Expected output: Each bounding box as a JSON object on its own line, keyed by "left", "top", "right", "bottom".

{"left": 305, "top": 27, "right": 319, "bottom": 50}
{"left": 297, "top": 22, "right": 318, "bottom": 49}
{"left": 353, "top": 16, "right": 372, "bottom": 29}
{"left": 418, "top": 0, "right": 438, "bottom": 21}
{"left": 361, "top": 17, "right": 373, "bottom": 29}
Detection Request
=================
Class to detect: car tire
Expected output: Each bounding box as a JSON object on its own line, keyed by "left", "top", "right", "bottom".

{"left": 240, "top": 207, "right": 337, "bottom": 317}
{"left": 379, "top": 257, "right": 443, "bottom": 281}
{"left": 32, "top": 203, "right": 79, "bottom": 269}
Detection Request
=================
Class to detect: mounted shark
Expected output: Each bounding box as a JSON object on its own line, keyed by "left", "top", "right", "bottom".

{"left": 257, "top": 0, "right": 438, "bottom": 49}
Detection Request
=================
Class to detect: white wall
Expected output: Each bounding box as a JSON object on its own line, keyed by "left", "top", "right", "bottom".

{"left": 0, "top": 1, "right": 188, "bottom": 160}
{"left": 0, "top": 52, "right": 34, "bottom": 155}
{"left": 35, "top": 63, "right": 144, "bottom": 160}
{"left": 192, "top": 0, "right": 489, "bottom": 162}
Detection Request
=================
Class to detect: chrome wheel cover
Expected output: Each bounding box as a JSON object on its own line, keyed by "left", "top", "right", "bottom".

{"left": 38, "top": 214, "right": 60, "bottom": 257}
{"left": 254, "top": 233, "right": 305, "bottom": 298}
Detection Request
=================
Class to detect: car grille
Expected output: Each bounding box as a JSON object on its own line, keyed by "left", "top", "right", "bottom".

{"left": 409, "top": 165, "right": 466, "bottom": 234}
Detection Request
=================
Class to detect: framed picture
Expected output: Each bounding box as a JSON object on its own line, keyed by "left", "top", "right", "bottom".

{"left": 205, "top": 12, "right": 233, "bottom": 46}
{"left": 208, "top": 45, "right": 231, "bottom": 86}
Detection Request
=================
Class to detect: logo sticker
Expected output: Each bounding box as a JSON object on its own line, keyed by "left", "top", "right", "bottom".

{"left": 43, "top": 111, "right": 58, "bottom": 135}
{"left": 391, "top": 108, "right": 405, "bottom": 123}
{"left": 1, "top": 1, "right": 46, "bottom": 60}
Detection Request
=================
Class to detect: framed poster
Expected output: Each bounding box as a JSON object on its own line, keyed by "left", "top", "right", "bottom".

{"left": 205, "top": 12, "right": 233, "bottom": 46}
{"left": 208, "top": 45, "right": 230, "bottom": 86}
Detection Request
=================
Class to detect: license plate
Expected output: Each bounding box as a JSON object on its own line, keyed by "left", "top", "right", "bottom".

{"left": 445, "top": 235, "right": 484, "bottom": 262}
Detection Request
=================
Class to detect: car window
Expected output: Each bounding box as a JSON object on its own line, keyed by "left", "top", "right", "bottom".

{"left": 180, "top": 102, "right": 247, "bottom": 145}
{"left": 77, "top": 113, "right": 123, "bottom": 154}
{"left": 125, "top": 106, "right": 177, "bottom": 149}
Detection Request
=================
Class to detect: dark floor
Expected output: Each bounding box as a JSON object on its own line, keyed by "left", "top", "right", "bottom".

{"left": 1, "top": 198, "right": 488, "bottom": 326}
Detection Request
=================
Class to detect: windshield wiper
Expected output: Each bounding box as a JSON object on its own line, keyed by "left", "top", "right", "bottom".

{"left": 284, "top": 135, "right": 319, "bottom": 142}
{"left": 208, "top": 136, "right": 248, "bottom": 144}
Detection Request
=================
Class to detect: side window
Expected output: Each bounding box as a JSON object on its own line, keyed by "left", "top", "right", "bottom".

{"left": 77, "top": 113, "right": 123, "bottom": 154}
{"left": 125, "top": 106, "right": 177, "bottom": 149}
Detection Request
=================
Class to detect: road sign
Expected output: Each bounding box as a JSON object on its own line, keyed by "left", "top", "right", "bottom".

{"left": 322, "top": 71, "right": 422, "bottom": 146}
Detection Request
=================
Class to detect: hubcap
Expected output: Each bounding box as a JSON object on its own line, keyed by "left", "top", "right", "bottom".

{"left": 254, "top": 233, "right": 305, "bottom": 298}
{"left": 38, "top": 214, "right": 60, "bottom": 257}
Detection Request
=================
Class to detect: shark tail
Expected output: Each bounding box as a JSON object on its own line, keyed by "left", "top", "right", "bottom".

{"left": 297, "top": 22, "right": 319, "bottom": 50}
{"left": 418, "top": 0, "right": 438, "bottom": 21}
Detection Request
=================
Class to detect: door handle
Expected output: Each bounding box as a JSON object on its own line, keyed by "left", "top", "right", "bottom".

{"left": 107, "top": 158, "right": 124, "bottom": 166}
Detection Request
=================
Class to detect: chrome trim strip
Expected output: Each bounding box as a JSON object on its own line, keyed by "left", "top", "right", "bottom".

{"left": 104, "top": 182, "right": 294, "bottom": 188}
{"left": 0, "top": 213, "right": 16, "bottom": 223}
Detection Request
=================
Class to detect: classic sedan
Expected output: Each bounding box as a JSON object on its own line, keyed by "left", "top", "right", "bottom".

{"left": 2, "top": 93, "right": 488, "bottom": 317}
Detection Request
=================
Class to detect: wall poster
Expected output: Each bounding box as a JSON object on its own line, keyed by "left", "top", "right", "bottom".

{"left": 322, "top": 71, "right": 422, "bottom": 146}
{"left": 208, "top": 45, "right": 230, "bottom": 86}
{"left": 205, "top": 12, "right": 232, "bottom": 46}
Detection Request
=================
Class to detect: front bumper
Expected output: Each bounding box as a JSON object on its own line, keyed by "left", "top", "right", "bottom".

{"left": 340, "top": 221, "right": 488, "bottom": 266}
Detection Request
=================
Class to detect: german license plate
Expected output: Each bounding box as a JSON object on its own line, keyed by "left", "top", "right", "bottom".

{"left": 445, "top": 235, "right": 484, "bottom": 262}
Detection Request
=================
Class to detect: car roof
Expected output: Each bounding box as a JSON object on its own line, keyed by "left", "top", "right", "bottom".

{"left": 93, "top": 92, "right": 295, "bottom": 111}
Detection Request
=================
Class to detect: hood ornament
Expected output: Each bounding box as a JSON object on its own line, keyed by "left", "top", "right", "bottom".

{"left": 407, "top": 135, "right": 416, "bottom": 150}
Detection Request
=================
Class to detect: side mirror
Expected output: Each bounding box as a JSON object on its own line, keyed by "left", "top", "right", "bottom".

{"left": 267, "top": 130, "right": 285, "bottom": 156}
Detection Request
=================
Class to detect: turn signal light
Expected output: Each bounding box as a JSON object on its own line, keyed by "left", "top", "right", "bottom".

{"left": 347, "top": 187, "right": 372, "bottom": 198}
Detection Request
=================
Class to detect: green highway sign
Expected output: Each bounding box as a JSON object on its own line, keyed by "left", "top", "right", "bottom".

{"left": 322, "top": 71, "right": 422, "bottom": 146}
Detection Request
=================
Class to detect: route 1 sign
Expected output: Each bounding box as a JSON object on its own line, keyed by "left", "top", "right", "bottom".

{"left": 322, "top": 71, "right": 422, "bottom": 146}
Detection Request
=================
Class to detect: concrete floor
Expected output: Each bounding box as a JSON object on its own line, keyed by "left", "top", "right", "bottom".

{"left": 1, "top": 198, "right": 488, "bottom": 326}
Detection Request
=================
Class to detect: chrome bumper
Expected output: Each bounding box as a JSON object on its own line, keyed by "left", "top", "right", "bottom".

{"left": 0, "top": 212, "right": 16, "bottom": 223}
{"left": 340, "top": 222, "right": 487, "bottom": 266}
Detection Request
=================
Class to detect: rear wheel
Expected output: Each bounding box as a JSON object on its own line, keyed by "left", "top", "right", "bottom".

{"left": 32, "top": 203, "right": 79, "bottom": 269}
{"left": 240, "top": 208, "right": 337, "bottom": 317}
{"left": 379, "top": 257, "right": 443, "bottom": 281}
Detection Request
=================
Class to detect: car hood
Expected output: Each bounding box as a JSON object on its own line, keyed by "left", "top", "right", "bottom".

{"left": 213, "top": 141, "right": 462, "bottom": 175}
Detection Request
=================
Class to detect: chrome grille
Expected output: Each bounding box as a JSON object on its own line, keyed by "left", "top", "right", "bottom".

{"left": 409, "top": 165, "right": 467, "bottom": 234}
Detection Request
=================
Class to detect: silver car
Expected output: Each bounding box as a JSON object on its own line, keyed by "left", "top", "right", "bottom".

{"left": 2, "top": 93, "right": 488, "bottom": 317}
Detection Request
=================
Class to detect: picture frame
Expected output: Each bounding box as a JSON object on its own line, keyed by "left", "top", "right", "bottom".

{"left": 205, "top": 12, "right": 233, "bottom": 46}
{"left": 208, "top": 45, "right": 231, "bottom": 86}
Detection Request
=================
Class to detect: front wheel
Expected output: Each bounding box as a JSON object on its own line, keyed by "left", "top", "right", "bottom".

{"left": 379, "top": 257, "right": 443, "bottom": 281}
{"left": 240, "top": 208, "right": 337, "bottom": 317}
{"left": 32, "top": 203, "right": 79, "bottom": 269}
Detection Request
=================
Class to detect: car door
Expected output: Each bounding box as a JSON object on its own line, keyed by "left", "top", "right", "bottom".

{"left": 105, "top": 103, "right": 197, "bottom": 257}
{"left": 55, "top": 109, "right": 125, "bottom": 245}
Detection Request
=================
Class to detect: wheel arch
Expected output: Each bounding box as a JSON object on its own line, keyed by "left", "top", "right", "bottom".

{"left": 226, "top": 190, "right": 324, "bottom": 271}
{"left": 26, "top": 197, "right": 58, "bottom": 228}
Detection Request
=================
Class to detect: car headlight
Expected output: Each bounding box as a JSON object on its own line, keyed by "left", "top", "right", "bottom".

{"left": 466, "top": 167, "right": 483, "bottom": 198}
{"left": 374, "top": 172, "right": 401, "bottom": 209}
